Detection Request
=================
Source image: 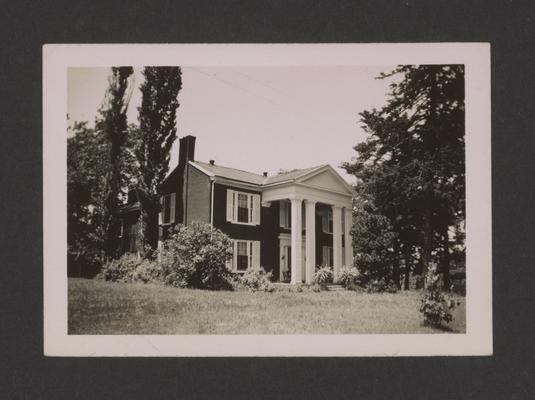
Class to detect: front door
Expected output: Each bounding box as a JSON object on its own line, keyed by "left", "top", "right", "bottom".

{"left": 279, "top": 235, "right": 306, "bottom": 282}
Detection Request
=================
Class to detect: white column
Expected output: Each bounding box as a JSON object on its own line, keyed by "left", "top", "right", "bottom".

{"left": 290, "top": 198, "right": 303, "bottom": 284}
{"left": 305, "top": 200, "right": 316, "bottom": 284}
{"left": 344, "top": 206, "right": 354, "bottom": 268}
{"left": 332, "top": 205, "right": 343, "bottom": 282}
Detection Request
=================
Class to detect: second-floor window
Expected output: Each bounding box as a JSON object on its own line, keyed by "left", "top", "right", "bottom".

{"left": 322, "top": 208, "right": 333, "bottom": 233}
{"left": 226, "top": 189, "right": 261, "bottom": 225}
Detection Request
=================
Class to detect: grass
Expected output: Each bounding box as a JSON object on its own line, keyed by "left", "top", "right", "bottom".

{"left": 68, "top": 278, "right": 466, "bottom": 335}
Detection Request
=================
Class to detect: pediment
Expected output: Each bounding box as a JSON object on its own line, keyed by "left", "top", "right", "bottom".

{"left": 296, "top": 166, "right": 354, "bottom": 195}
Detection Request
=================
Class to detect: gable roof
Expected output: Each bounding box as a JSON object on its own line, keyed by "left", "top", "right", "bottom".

{"left": 189, "top": 161, "right": 353, "bottom": 194}
{"left": 191, "top": 161, "right": 266, "bottom": 185}
{"left": 263, "top": 165, "right": 327, "bottom": 185}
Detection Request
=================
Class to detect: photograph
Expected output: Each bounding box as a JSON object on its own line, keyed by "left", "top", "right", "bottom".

{"left": 43, "top": 44, "right": 491, "bottom": 356}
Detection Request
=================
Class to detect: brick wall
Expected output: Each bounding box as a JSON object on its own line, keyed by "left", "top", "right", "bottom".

{"left": 186, "top": 164, "right": 211, "bottom": 224}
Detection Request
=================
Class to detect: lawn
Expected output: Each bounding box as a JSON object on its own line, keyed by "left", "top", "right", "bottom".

{"left": 68, "top": 278, "right": 466, "bottom": 334}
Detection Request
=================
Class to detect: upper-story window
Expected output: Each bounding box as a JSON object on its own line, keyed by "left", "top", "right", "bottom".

{"left": 160, "top": 193, "right": 176, "bottom": 225}
{"left": 322, "top": 207, "right": 333, "bottom": 233}
{"left": 280, "top": 200, "right": 306, "bottom": 230}
{"left": 226, "top": 189, "right": 260, "bottom": 225}
{"left": 279, "top": 200, "right": 291, "bottom": 228}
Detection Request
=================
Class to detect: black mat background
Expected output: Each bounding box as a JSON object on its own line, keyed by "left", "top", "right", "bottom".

{"left": 1, "top": 1, "right": 534, "bottom": 399}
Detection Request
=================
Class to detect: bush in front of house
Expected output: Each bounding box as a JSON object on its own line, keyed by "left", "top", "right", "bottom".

{"left": 97, "top": 254, "right": 140, "bottom": 282}
{"left": 97, "top": 254, "right": 162, "bottom": 284}
{"left": 419, "top": 264, "right": 456, "bottom": 327}
{"left": 239, "top": 268, "right": 275, "bottom": 292}
{"left": 338, "top": 266, "right": 362, "bottom": 289}
{"left": 158, "top": 222, "right": 234, "bottom": 290}
{"left": 313, "top": 266, "right": 334, "bottom": 289}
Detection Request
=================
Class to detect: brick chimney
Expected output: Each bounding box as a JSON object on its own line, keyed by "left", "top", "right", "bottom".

{"left": 176, "top": 135, "right": 196, "bottom": 225}
{"left": 178, "top": 135, "right": 196, "bottom": 167}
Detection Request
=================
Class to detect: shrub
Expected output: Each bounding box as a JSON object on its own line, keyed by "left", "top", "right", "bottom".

{"left": 313, "top": 266, "right": 333, "bottom": 288}
{"left": 419, "top": 264, "right": 456, "bottom": 327}
{"left": 338, "top": 266, "right": 361, "bottom": 289}
{"left": 131, "top": 259, "right": 164, "bottom": 283}
{"left": 157, "top": 222, "right": 233, "bottom": 290}
{"left": 365, "top": 277, "right": 398, "bottom": 293}
{"left": 97, "top": 254, "right": 142, "bottom": 283}
{"left": 97, "top": 254, "right": 161, "bottom": 284}
{"left": 240, "top": 268, "right": 274, "bottom": 292}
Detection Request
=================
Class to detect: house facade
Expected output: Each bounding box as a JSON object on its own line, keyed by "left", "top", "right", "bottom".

{"left": 122, "top": 135, "right": 355, "bottom": 284}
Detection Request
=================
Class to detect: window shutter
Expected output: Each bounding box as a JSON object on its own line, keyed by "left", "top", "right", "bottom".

{"left": 226, "top": 190, "right": 234, "bottom": 222}
{"left": 252, "top": 241, "right": 260, "bottom": 270}
{"left": 158, "top": 196, "right": 163, "bottom": 225}
{"left": 232, "top": 240, "right": 237, "bottom": 271}
{"left": 170, "top": 193, "right": 176, "bottom": 223}
{"left": 253, "top": 194, "right": 261, "bottom": 225}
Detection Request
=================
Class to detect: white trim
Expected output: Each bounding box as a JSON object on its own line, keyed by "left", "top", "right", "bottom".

{"left": 215, "top": 177, "right": 262, "bottom": 190}
{"left": 295, "top": 164, "right": 355, "bottom": 194}
{"left": 209, "top": 177, "right": 215, "bottom": 226}
{"left": 228, "top": 189, "right": 261, "bottom": 225}
{"left": 295, "top": 182, "right": 353, "bottom": 198}
{"left": 232, "top": 239, "right": 261, "bottom": 272}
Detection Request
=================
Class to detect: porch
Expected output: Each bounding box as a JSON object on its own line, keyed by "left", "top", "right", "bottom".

{"left": 262, "top": 168, "right": 354, "bottom": 284}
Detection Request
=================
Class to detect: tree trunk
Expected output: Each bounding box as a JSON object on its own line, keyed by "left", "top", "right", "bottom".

{"left": 392, "top": 239, "right": 401, "bottom": 289}
{"left": 421, "top": 192, "right": 433, "bottom": 288}
{"left": 441, "top": 224, "right": 451, "bottom": 291}
{"left": 403, "top": 246, "right": 411, "bottom": 290}
{"left": 144, "top": 209, "right": 160, "bottom": 253}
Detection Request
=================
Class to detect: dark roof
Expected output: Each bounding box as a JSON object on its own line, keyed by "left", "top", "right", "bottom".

{"left": 190, "top": 161, "right": 327, "bottom": 186}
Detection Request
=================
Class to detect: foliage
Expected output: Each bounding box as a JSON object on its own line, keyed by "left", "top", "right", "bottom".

{"left": 157, "top": 222, "right": 233, "bottom": 290}
{"left": 239, "top": 268, "right": 275, "bottom": 292}
{"left": 343, "top": 65, "right": 465, "bottom": 288}
{"left": 136, "top": 66, "right": 183, "bottom": 251}
{"left": 313, "top": 266, "right": 334, "bottom": 288}
{"left": 365, "top": 278, "right": 398, "bottom": 293}
{"left": 97, "top": 254, "right": 161, "bottom": 284}
{"left": 67, "top": 119, "right": 140, "bottom": 276}
{"left": 419, "top": 264, "right": 457, "bottom": 327}
{"left": 96, "top": 66, "right": 135, "bottom": 258}
{"left": 338, "top": 266, "right": 362, "bottom": 289}
{"left": 351, "top": 195, "right": 397, "bottom": 282}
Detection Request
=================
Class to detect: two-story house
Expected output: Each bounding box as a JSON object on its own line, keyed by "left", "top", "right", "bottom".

{"left": 121, "top": 135, "right": 355, "bottom": 284}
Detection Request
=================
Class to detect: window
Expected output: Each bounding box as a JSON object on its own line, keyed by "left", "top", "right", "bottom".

{"left": 322, "top": 208, "right": 333, "bottom": 233}
{"left": 280, "top": 200, "right": 305, "bottom": 230}
{"left": 322, "top": 246, "right": 333, "bottom": 266}
{"left": 160, "top": 193, "right": 176, "bottom": 225}
{"left": 237, "top": 193, "right": 249, "bottom": 223}
{"left": 279, "top": 200, "right": 291, "bottom": 228}
{"left": 226, "top": 189, "right": 260, "bottom": 225}
{"left": 228, "top": 240, "right": 261, "bottom": 272}
{"left": 236, "top": 241, "right": 249, "bottom": 271}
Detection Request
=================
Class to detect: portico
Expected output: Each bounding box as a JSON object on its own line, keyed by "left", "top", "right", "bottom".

{"left": 262, "top": 165, "right": 355, "bottom": 284}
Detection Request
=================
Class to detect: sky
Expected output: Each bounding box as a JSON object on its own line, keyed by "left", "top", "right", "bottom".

{"left": 67, "top": 66, "right": 398, "bottom": 184}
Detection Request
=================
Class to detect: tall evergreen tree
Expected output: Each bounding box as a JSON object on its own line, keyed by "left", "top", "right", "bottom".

{"left": 136, "top": 66, "right": 182, "bottom": 252}
{"left": 96, "top": 66, "right": 134, "bottom": 258}
{"left": 344, "top": 65, "right": 465, "bottom": 289}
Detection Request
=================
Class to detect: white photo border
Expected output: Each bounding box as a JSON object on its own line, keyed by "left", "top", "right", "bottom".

{"left": 43, "top": 43, "right": 492, "bottom": 356}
